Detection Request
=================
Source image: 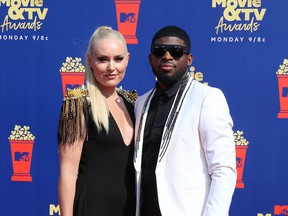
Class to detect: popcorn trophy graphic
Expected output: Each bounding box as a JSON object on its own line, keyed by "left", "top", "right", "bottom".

{"left": 276, "top": 58, "right": 288, "bottom": 118}
{"left": 114, "top": 0, "right": 141, "bottom": 44}
{"left": 234, "top": 130, "right": 249, "bottom": 188}
{"left": 60, "top": 57, "right": 85, "bottom": 96}
{"left": 9, "top": 125, "right": 35, "bottom": 182}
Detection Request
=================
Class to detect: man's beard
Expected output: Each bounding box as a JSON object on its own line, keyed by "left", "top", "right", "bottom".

{"left": 152, "top": 67, "right": 187, "bottom": 86}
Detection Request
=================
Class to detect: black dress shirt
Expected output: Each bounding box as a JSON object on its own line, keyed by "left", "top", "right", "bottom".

{"left": 140, "top": 79, "right": 183, "bottom": 216}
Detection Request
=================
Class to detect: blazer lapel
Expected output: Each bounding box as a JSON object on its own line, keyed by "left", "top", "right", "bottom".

{"left": 134, "top": 89, "right": 156, "bottom": 171}
{"left": 157, "top": 76, "right": 193, "bottom": 163}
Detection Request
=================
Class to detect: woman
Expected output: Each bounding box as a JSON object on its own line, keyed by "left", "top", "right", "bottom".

{"left": 57, "top": 26, "right": 136, "bottom": 216}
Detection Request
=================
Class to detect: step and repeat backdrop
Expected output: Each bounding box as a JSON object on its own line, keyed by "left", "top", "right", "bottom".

{"left": 0, "top": 0, "right": 287, "bottom": 215}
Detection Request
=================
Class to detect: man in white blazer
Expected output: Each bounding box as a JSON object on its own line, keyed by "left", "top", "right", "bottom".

{"left": 134, "top": 25, "right": 237, "bottom": 216}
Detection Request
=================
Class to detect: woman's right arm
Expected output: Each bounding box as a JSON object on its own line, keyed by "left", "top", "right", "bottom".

{"left": 58, "top": 137, "right": 84, "bottom": 216}
{"left": 58, "top": 110, "right": 86, "bottom": 216}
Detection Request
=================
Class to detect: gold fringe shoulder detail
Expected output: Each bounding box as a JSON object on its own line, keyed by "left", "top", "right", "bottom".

{"left": 117, "top": 87, "right": 138, "bottom": 105}
{"left": 57, "top": 87, "right": 90, "bottom": 146}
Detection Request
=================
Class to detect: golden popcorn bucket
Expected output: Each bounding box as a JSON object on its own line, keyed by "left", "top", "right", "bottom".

{"left": 235, "top": 145, "right": 248, "bottom": 188}
{"left": 60, "top": 72, "right": 85, "bottom": 96}
{"left": 277, "top": 74, "right": 288, "bottom": 118}
{"left": 10, "top": 140, "right": 34, "bottom": 182}
{"left": 115, "top": 0, "right": 141, "bottom": 44}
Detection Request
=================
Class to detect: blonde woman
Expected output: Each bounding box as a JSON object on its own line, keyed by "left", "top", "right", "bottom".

{"left": 57, "top": 26, "right": 136, "bottom": 216}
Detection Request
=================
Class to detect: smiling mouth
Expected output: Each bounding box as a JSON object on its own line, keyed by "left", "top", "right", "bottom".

{"left": 105, "top": 73, "right": 118, "bottom": 78}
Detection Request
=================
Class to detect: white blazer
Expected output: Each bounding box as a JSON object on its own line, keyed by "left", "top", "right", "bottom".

{"left": 134, "top": 78, "right": 237, "bottom": 216}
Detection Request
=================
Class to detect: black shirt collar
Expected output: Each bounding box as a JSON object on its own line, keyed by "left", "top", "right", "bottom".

{"left": 156, "top": 76, "right": 186, "bottom": 98}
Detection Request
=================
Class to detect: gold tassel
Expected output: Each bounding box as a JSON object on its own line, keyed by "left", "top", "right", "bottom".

{"left": 57, "top": 87, "right": 89, "bottom": 146}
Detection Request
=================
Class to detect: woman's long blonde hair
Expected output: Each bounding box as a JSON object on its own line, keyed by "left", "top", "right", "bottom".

{"left": 85, "top": 26, "right": 128, "bottom": 133}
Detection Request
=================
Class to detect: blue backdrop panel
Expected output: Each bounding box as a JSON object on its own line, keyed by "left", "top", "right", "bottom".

{"left": 0, "top": 0, "right": 287, "bottom": 215}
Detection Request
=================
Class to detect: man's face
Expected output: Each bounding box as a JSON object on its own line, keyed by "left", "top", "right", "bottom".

{"left": 149, "top": 36, "right": 193, "bottom": 89}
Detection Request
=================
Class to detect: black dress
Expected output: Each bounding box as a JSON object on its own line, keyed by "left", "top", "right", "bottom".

{"left": 73, "top": 97, "right": 136, "bottom": 216}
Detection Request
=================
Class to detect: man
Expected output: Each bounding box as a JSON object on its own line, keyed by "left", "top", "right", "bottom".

{"left": 134, "top": 25, "right": 237, "bottom": 216}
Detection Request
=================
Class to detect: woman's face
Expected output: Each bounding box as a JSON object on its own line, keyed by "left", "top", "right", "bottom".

{"left": 88, "top": 38, "right": 129, "bottom": 90}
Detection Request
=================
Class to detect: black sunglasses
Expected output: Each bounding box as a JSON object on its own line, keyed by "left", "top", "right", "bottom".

{"left": 151, "top": 44, "right": 189, "bottom": 59}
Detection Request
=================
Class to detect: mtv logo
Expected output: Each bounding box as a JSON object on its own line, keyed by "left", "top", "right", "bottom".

{"left": 236, "top": 157, "right": 242, "bottom": 168}
{"left": 15, "top": 152, "right": 30, "bottom": 161}
{"left": 274, "top": 205, "right": 288, "bottom": 215}
{"left": 120, "top": 13, "right": 136, "bottom": 23}
{"left": 66, "top": 84, "right": 82, "bottom": 90}
{"left": 282, "top": 87, "right": 288, "bottom": 97}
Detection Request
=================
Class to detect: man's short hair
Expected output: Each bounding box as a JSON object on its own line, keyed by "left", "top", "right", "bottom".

{"left": 151, "top": 25, "right": 191, "bottom": 52}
